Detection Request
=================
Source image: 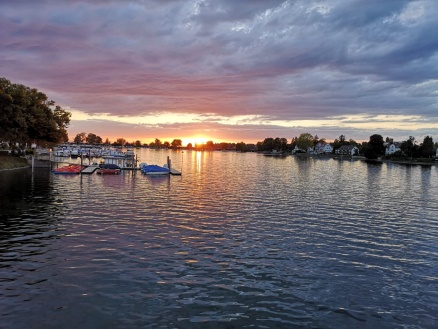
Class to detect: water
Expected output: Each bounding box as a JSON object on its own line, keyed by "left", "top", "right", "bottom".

{"left": 1, "top": 150, "right": 438, "bottom": 328}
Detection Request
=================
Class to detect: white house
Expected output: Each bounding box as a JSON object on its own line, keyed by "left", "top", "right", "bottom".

{"left": 385, "top": 142, "right": 401, "bottom": 155}
{"left": 315, "top": 142, "right": 333, "bottom": 154}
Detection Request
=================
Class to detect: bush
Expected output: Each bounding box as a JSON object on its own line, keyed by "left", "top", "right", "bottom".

{"left": 364, "top": 147, "right": 378, "bottom": 159}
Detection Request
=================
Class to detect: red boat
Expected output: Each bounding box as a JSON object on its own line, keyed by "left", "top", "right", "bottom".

{"left": 96, "top": 168, "right": 120, "bottom": 175}
{"left": 52, "top": 164, "right": 84, "bottom": 174}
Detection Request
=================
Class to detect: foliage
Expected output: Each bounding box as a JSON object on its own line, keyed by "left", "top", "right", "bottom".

{"left": 420, "top": 136, "right": 434, "bottom": 158}
{"left": 363, "top": 147, "right": 378, "bottom": 159}
{"left": 73, "top": 132, "right": 87, "bottom": 144}
{"left": 236, "top": 142, "right": 248, "bottom": 152}
{"left": 0, "top": 155, "right": 29, "bottom": 170}
{"left": 365, "top": 134, "right": 385, "bottom": 159}
{"left": 257, "top": 137, "right": 289, "bottom": 152}
{"left": 114, "top": 138, "right": 126, "bottom": 146}
{"left": 400, "top": 136, "right": 418, "bottom": 158}
{"left": 86, "top": 133, "right": 102, "bottom": 144}
{"left": 0, "top": 77, "right": 71, "bottom": 145}
{"left": 296, "top": 133, "right": 313, "bottom": 152}
{"left": 171, "top": 139, "right": 182, "bottom": 148}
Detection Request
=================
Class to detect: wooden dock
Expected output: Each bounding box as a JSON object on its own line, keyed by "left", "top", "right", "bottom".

{"left": 81, "top": 166, "right": 99, "bottom": 174}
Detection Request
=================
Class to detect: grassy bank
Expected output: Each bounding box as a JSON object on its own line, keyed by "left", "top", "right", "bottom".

{"left": 0, "top": 156, "right": 30, "bottom": 170}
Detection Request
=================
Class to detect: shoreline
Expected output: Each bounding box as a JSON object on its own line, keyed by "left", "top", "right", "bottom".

{"left": 1, "top": 154, "right": 436, "bottom": 172}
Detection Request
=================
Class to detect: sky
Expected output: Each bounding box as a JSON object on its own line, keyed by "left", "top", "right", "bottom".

{"left": 1, "top": 0, "right": 438, "bottom": 146}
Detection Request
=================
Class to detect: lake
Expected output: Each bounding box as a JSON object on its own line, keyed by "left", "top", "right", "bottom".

{"left": 1, "top": 149, "right": 437, "bottom": 328}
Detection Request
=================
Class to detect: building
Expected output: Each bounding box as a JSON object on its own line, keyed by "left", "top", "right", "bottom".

{"left": 335, "top": 145, "right": 359, "bottom": 156}
{"left": 315, "top": 142, "right": 333, "bottom": 155}
{"left": 385, "top": 142, "right": 401, "bottom": 155}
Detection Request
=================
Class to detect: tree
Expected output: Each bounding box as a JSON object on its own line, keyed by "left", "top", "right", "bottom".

{"left": 206, "top": 141, "right": 214, "bottom": 150}
{"left": 74, "top": 132, "right": 87, "bottom": 144}
{"left": 155, "top": 138, "right": 162, "bottom": 148}
{"left": 116, "top": 138, "right": 126, "bottom": 146}
{"left": 86, "top": 133, "right": 102, "bottom": 144}
{"left": 400, "top": 136, "right": 416, "bottom": 159}
{"left": 134, "top": 140, "right": 142, "bottom": 147}
{"left": 163, "top": 141, "right": 170, "bottom": 148}
{"left": 0, "top": 77, "right": 71, "bottom": 146}
{"left": 420, "top": 136, "right": 434, "bottom": 158}
{"left": 366, "top": 134, "right": 385, "bottom": 158}
{"left": 187, "top": 143, "right": 193, "bottom": 149}
{"left": 296, "top": 133, "right": 314, "bottom": 152}
{"left": 171, "top": 139, "right": 182, "bottom": 148}
{"left": 236, "top": 142, "right": 247, "bottom": 152}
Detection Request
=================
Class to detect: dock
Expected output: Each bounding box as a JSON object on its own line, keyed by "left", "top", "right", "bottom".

{"left": 81, "top": 166, "right": 99, "bottom": 174}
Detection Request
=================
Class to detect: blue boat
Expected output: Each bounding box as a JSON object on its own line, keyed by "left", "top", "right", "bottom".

{"left": 140, "top": 163, "right": 170, "bottom": 175}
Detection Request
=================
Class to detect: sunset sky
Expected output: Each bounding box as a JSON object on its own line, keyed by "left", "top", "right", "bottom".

{"left": 1, "top": 0, "right": 438, "bottom": 146}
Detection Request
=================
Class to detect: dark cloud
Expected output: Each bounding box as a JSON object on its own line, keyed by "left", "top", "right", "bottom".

{"left": 1, "top": 0, "right": 437, "bottom": 142}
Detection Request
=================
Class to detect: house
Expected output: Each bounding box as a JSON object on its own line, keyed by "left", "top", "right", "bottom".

{"left": 385, "top": 142, "right": 401, "bottom": 155}
{"left": 314, "top": 142, "right": 333, "bottom": 154}
{"left": 335, "top": 145, "right": 359, "bottom": 156}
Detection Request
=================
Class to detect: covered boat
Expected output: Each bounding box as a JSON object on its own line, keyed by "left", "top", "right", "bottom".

{"left": 52, "top": 164, "right": 84, "bottom": 174}
{"left": 140, "top": 163, "right": 170, "bottom": 175}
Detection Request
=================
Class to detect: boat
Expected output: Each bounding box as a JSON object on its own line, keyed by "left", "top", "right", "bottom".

{"left": 52, "top": 164, "right": 84, "bottom": 174}
{"left": 96, "top": 168, "right": 120, "bottom": 175}
{"left": 99, "top": 163, "right": 121, "bottom": 170}
{"left": 140, "top": 163, "right": 170, "bottom": 175}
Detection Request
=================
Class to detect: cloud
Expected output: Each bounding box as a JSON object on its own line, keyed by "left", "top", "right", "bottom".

{"left": 1, "top": 0, "right": 438, "bottom": 143}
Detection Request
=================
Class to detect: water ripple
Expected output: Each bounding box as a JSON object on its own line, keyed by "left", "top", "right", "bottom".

{"left": 1, "top": 153, "right": 438, "bottom": 328}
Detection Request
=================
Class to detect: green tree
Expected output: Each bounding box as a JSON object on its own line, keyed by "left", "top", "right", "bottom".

{"left": 296, "top": 133, "right": 314, "bottom": 152}
{"left": 155, "top": 138, "right": 162, "bottom": 148}
{"left": 0, "top": 77, "right": 70, "bottom": 146}
{"left": 134, "top": 140, "right": 142, "bottom": 147}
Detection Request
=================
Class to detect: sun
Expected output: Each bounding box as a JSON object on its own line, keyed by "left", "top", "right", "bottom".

{"left": 185, "top": 136, "right": 210, "bottom": 147}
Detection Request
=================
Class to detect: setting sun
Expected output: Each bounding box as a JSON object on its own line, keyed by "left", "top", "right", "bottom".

{"left": 184, "top": 136, "right": 211, "bottom": 147}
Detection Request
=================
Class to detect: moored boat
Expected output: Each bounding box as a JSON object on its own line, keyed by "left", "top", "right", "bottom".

{"left": 140, "top": 163, "right": 170, "bottom": 175}
{"left": 96, "top": 168, "right": 120, "bottom": 175}
{"left": 52, "top": 164, "right": 84, "bottom": 174}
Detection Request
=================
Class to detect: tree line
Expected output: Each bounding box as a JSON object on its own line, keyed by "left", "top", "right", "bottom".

{"left": 71, "top": 133, "right": 249, "bottom": 151}
{"left": 255, "top": 133, "right": 436, "bottom": 160}
{"left": 72, "top": 130, "right": 437, "bottom": 160}
{"left": 0, "top": 77, "right": 71, "bottom": 149}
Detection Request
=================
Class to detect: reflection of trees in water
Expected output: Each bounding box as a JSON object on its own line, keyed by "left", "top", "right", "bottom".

{"left": 0, "top": 169, "right": 66, "bottom": 249}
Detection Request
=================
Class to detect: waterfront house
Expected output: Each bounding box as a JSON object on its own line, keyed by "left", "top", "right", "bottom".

{"left": 335, "top": 145, "right": 359, "bottom": 156}
{"left": 315, "top": 142, "right": 333, "bottom": 155}
{"left": 385, "top": 142, "right": 401, "bottom": 155}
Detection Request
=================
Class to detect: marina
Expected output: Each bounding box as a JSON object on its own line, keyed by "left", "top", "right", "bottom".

{"left": 31, "top": 144, "right": 183, "bottom": 175}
